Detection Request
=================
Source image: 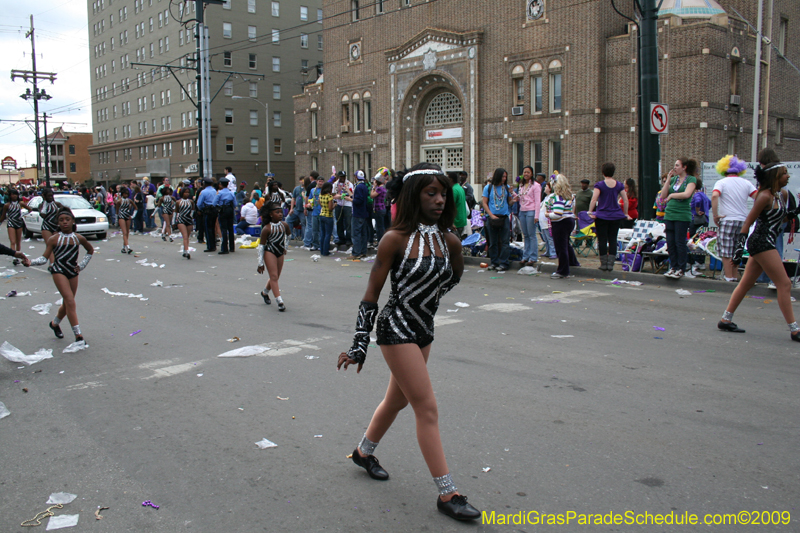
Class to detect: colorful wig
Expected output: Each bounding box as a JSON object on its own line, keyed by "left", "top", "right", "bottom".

{"left": 715, "top": 155, "right": 747, "bottom": 177}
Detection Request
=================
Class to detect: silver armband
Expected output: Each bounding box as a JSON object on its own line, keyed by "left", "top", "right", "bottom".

{"left": 77, "top": 253, "right": 93, "bottom": 272}
{"left": 256, "top": 245, "right": 265, "bottom": 268}
{"left": 30, "top": 256, "right": 47, "bottom": 266}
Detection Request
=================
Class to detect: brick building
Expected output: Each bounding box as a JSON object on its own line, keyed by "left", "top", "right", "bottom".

{"left": 87, "top": 0, "right": 323, "bottom": 186}
{"left": 43, "top": 127, "right": 93, "bottom": 184}
{"left": 293, "top": 0, "right": 799, "bottom": 189}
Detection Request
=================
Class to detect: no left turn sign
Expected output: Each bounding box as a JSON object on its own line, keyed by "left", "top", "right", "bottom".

{"left": 650, "top": 103, "right": 669, "bottom": 134}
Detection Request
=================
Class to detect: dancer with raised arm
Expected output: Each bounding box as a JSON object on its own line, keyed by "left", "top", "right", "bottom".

{"left": 30, "top": 209, "right": 94, "bottom": 344}
{"left": 337, "top": 162, "right": 480, "bottom": 521}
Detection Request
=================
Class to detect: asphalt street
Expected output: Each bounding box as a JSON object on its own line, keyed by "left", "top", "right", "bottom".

{"left": 1, "top": 231, "right": 799, "bottom": 532}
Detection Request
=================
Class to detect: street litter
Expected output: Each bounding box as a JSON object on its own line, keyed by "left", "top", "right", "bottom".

{"left": 362, "top": 255, "right": 377, "bottom": 262}
{"left": 142, "top": 500, "right": 160, "bottom": 510}
{"left": 540, "top": 261, "right": 556, "bottom": 265}
{"left": 0, "top": 401, "right": 9, "bottom": 419}
{"left": 314, "top": 435, "right": 323, "bottom": 438}
{"left": 654, "top": 337, "right": 663, "bottom": 339}
{"left": 94, "top": 507, "right": 109, "bottom": 520}
{"left": 7, "top": 290, "right": 31, "bottom": 297}
{"left": 676, "top": 289, "right": 692, "bottom": 297}
{"left": 135, "top": 258, "right": 160, "bottom": 268}
{"left": 218, "top": 345, "right": 271, "bottom": 357}
{"left": 55, "top": 298, "right": 62, "bottom": 305}
{"left": 46, "top": 514, "right": 79, "bottom": 530}
{"left": 101, "top": 287, "right": 148, "bottom": 301}
{"left": 150, "top": 280, "right": 163, "bottom": 287}
{"left": 47, "top": 493, "right": 78, "bottom": 505}
{"left": 653, "top": 326, "right": 666, "bottom": 331}
{"left": 255, "top": 438, "right": 278, "bottom": 449}
{"left": 227, "top": 337, "right": 241, "bottom": 343}
{"left": 482, "top": 467, "right": 491, "bottom": 473}
{"left": 0, "top": 341, "right": 53, "bottom": 365}
{"left": 454, "top": 302, "right": 470, "bottom": 308}
{"left": 63, "top": 341, "right": 88, "bottom": 353}
{"left": 517, "top": 266, "right": 538, "bottom": 275}
{"left": 310, "top": 254, "right": 320, "bottom": 262}
{"left": 0, "top": 269, "right": 19, "bottom": 278}
{"left": 610, "top": 279, "right": 643, "bottom": 286}
{"left": 31, "top": 303, "right": 52, "bottom": 315}
{"left": 277, "top": 396, "right": 288, "bottom": 400}
{"left": 335, "top": 257, "right": 341, "bottom": 262}
{"left": 304, "top": 355, "right": 319, "bottom": 359}
{"left": 551, "top": 335, "right": 574, "bottom": 338}
{"left": 447, "top": 309, "right": 459, "bottom": 313}
{"left": 130, "top": 330, "right": 142, "bottom": 336}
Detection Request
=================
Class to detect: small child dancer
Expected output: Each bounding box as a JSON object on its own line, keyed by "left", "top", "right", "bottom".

{"left": 115, "top": 187, "right": 135, "bottom": 254}
{"left": 158, "top": 187, "right": 175, "bottom": 242}
{"left": 30, "top": 208, "right": 94, "bottom": 344}
{"left": 0, "top": 189, "right": 28, "bottom": 265}
{"left": 176, "top": 186, "right": 195, "bottom": 259}
{"left": 256, "top": 201, "right": 290, "bottom": 311}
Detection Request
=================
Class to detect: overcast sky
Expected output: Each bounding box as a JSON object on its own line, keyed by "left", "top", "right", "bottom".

{"left": 0, "top": 0, "right": 91, "bottom": 169}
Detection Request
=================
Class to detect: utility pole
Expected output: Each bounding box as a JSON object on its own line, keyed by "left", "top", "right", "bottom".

{"left": 638, "top": 0, "right": 661, "bottom": 219}
{"left": 750, "top": 0, "right": 765, "bottom": 163}
{"left": 11, "top": 15, "right": 57, "bottom": 187}
{"left": 195, "top": 0, "right": 224, "bottom": 180}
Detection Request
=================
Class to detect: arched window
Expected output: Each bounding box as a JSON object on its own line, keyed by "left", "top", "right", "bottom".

{"left": 424, "top": 92, "right": 463, "bottom": 127}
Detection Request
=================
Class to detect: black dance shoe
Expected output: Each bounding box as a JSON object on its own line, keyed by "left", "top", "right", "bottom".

{"left": 718, "top": 320, "right": 745, "bottom": 333}
{"left": 351, "top": 449, "right": 389, "bottom": 480}
{"left": 792, "top": 332, "right": 800, "bottom": 342}
{"left": 277, "top": 301, "right": 286, "bottom": 312}
{"left": 49, "top": 321, "right": 64, "bottom": 339}
{"left": 260, "top": 291, "right": 271, "bottom": 305}
{"left": 437, "top": 494, "right": 481, "bottom": 521}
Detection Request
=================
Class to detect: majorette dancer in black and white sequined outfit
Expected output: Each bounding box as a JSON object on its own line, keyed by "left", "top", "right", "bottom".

{"left": 337, "top": 163, "right": 481, "bottom": 522}
{"left": 159, "top": 187, "right": 175, "bottom": 242}
{"left": 256, "top": 201, "right": 290, "bottom": 311}
{"left": 0, "top": 188, "right": 28, "bottom": 265}
{"left": 115, "top": 187, "right": 135, "bottom": 254}
{"left": 175, "top": 185, "right": 196, "bottom": 259}
{"left": 30, "top": 208, "right": 94, "bottom": 344}
{"left": 719, "top": 149, "right": 800, "bottom": 342}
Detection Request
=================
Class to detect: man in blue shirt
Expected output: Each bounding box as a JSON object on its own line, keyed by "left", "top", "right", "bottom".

{"left": 350, "top": 171, "right": 369, "bottom": 259}
{"left": 196, "top": 178, "right": 219, "bottom": 252}
{"left": 482, "top": 169, "right": 517, "bottom": 272}
{"left": 215, "top": 177, "right": 236, "bottom": 254}
{"left": 303, "top": 172, "right": 324, "bottom": 250}
{"left": 286, "top": 176, "right": 307, "bottom": 241}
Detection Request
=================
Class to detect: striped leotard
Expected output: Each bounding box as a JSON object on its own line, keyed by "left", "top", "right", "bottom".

{"left": 40, "top": 200, "right": 60, "bottom": 232}
{"left": 263, "top": 222, "right": 288, "bottom": 257}
{"left": 117, "top": 198, "right": 134, "bottom": 220}
{"left": 48, "top": 232, "right": 81, "bottom": 279}
{"left": 376, "top": 224, "right": 457, "bottom": 348}
{"left": 5, "top": 201, "right": 23, "bottom": 229}
{"left": 747, "top": 193, "right": 787, "bottom": 256}
{"left": 176, "top": 198, "right": 194, "bottom": 226}
{"left": 161, "top": 195, "right": 175, "bottom": 216}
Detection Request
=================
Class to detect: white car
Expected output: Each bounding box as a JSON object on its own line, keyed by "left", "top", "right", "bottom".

{"left": 23, "top": 194, "right": 109, "bottom": 240}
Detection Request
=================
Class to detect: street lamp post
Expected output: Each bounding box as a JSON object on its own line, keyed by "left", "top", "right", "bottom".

{"left": 232, "top": 96, "right": 270, "bottom": 176}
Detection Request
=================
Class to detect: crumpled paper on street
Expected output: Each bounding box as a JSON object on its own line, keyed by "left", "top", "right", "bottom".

{"left": 517, "top": 266, "right": 538, "bottom": 275}
{"left": 218, "top": 345, "right": 271, "bottom": 358}
{"left": 676, "top": 289, "right": 692, "bottom": 297}
{"left": 135, "top": 258, "right": 160, "bottom": 268}
{"left": 310, "top": 254, "right": 320, "bottom": 262}
{"left": 101, "top": 288, "right": 148, "bottom": 301}
{"left": 63, "top": 341, "right": 89, "bottom": 353}
{"left": 150, "top": 280, "right": 163, "bottom": 287}
{"left": 47, "top": 493, "right": 78, "bottom": 505}
{"left": 46, "top": 514, "right": 79, "bottom": 530}
{"left": 0, "top": 401, "right": 10, "bottom": 419}
{"left": 0, "top": 341, "right": 53, "bottom": 365}
{"left": 0, "top": 268, "right": 19, "bottom": 278}
{"left": 454, "top": 302, "right": 470, "bottom": 308}
{"left": 255, "top": 438, "right": 277, "bottom": 449}
{"left": 32, "top": 303, "right": 53, "bottom": 315}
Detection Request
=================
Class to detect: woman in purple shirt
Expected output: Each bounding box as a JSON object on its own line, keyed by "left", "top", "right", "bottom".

{"left": 588, "top": 162, "right": 630, "bottom": 272}
{"left": 370, "top": 170, "right": 390, "bottom": 243}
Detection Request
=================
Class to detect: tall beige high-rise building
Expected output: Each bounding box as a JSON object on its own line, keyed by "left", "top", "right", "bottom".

{"left": 87, "top": 0, "right": 323, "bottom": 187}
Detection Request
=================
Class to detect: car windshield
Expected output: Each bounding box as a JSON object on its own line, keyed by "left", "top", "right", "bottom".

{"left": 56, "top": 196, "right": 93, "bottom": 210}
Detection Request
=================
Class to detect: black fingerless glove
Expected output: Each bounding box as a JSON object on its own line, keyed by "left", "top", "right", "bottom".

{"left": 732, "top": 233, "right": 747, "bottom": 264}
{"left": 438, "top": 276, "right": 461, "bottom": 299}
{"left": 347, "top": 301, "right": 379, "bottom": 365}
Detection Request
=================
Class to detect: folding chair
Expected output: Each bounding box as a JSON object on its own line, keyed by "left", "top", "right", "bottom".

{"left": 571, "top": 212, "right": 597, "bottom": 257}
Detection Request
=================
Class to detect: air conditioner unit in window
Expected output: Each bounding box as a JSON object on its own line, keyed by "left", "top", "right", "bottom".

{"left": 511, "top": 106, "right": 524, "bottom": 116}
{"left": 340, "top": 124, "right": 349, "bottom": 133}
{"left": 730, "top": 94, "right": 741, "bottom": 106}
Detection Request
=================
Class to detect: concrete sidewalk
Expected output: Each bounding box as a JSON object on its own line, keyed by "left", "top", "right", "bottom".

{"left": 461, "top": 252, "right": 794, "bottom": 298}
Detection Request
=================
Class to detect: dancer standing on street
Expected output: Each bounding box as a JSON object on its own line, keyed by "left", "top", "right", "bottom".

{"left": 176, "top": 186, "right": 195, "bottom": 259}
{"left": 0, "top": 189, "right": 28, "bottom": 265}
{"left": 718, "top": 153, "right": 800, "bottom": 340}
{"left": 256, "top": 201, "right": 290, "bottom": 311}
{"left": 30, "top": 209, "right": 93, "bottom": 344}
{"left": 115, "top": 187, "right": 135, "bottom": 254}
{"left": 39, "top": 188, "right": 63, "bottom": 260}
{"left": 158, "top": 186, "right": 175, "bottom": 242}
{"left": 337, "top": 162, "right": 480, "bottom": 521}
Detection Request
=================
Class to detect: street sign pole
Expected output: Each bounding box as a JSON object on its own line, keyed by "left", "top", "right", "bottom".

{"left": 638, "top": 0, "right": 661, "bottom": 220}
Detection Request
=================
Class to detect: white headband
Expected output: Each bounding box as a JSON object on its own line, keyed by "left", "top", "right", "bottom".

{"left": 402, "top": 169, "right": 444, "bottom": 182}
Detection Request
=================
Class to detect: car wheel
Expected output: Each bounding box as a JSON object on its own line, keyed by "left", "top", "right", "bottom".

{"left": 23, "top": 223, "right": 33, "bottom": 239}
{"left": 96, "top": 232, "right": 107, "bottom": 240}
